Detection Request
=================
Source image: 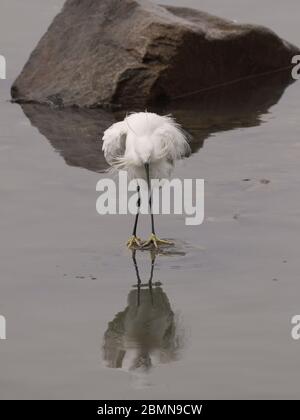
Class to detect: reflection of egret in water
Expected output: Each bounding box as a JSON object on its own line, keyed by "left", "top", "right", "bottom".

{"left": 102, "top": 250, "right": 184, "bottom": 378}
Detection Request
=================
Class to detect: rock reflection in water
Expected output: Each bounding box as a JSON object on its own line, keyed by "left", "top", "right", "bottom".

{"left": 102, "top": 251, "right": 184, "bottom": 376}
{"left": 19, "top": 69, "right": 295, "bottom": 172}
{"left": 20, "top": 105, "right": 116, "bottom": 173}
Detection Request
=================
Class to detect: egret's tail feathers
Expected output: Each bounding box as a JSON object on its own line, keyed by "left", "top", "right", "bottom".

{"left": 110, "top": 156, "right": 135, "bottom": 170}
{"left": 152, "top": 120, "right": 191, "bottom": 162}
{"left": 101, "top": 113, "right": 191, "bottom": 178}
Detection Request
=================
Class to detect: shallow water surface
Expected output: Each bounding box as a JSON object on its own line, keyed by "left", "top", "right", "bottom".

{"left": 0, "top": 0, "right": 300, "bottom": 399}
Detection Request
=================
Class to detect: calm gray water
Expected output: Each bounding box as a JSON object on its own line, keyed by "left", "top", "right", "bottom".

{"left": 0, "top": 0, "right": 300, "bottom": 399}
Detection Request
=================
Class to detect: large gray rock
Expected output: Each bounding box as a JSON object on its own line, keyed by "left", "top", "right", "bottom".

{"left": 12, "top": 0, "right": 299, "bottom": 109}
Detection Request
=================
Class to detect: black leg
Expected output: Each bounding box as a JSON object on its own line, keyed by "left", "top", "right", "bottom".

{"left": 149, "top": 251, "right": 156, "bottom": 283}
{"left": 132, "top": 184, "right": 141, "bottom": 236}
{"left": 145, "top": 163, "right": 155, "bottom": 235}
{"left": 131, "top": 250, "right": 141, "bottom": 306}
{"left": 132, "top": 250, "right": 156, "bottom": 306}
{"left": 148, "top": 251, "right": 156, "bottom": 305}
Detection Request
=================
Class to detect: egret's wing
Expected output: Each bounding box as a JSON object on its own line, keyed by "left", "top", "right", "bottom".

{"left": 102, "top": 121, "right": 127, "bottom": 165}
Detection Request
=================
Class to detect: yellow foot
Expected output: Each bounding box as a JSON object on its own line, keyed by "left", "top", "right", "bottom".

{"left": 127, "top": 235, "right": 142, "bottom": 248}
{"left": 142, "top": 234, "right": 173, "bottom": 249}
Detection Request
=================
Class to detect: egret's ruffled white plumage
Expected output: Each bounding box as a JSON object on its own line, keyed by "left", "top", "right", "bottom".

{"left": 102, "top": 112, "right": 190, "bottom": 180}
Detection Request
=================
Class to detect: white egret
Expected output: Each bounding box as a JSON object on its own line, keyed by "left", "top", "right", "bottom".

{"left": 102, "top": 112, "right": 190, "bottom": 248}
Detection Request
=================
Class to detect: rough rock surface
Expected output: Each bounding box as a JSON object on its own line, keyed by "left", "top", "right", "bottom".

{"left": 12, "top": 0, "right": 299, "bottom": 108}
